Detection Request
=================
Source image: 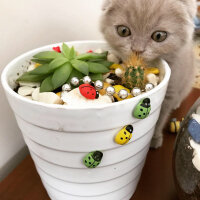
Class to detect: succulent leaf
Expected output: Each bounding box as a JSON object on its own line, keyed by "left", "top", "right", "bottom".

{"left": 40, "top": 76, "right": 54, "bottom": 92}
{"left": 76, "top": 52, "right": 108, "bottom": 61}
{"left": 49, "top": 57, "right": 69, "bottom": 71}
{"left": 33, "top": 51, "right": 61, "bottom": 60}
{"left": 29, "top": 64, "right": 51, "bottom": 75}
{"left": 62, "top": 43, "right": 70, "bottom": 58}
{"left": 17, "top": 72, "right": 48, "bottom": 82}
{"left": 87, "top": 62, "right": 110, "bottom": 74}
{"left": 71, "top": 59, "right": 89, "bottom": 75}
{"left": 52, "top": 63, "right": 72, "bottom": 90}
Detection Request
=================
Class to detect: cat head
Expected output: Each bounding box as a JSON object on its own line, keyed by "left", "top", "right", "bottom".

{"left": 100, "top": 0, "right": 197, "bottom": 61}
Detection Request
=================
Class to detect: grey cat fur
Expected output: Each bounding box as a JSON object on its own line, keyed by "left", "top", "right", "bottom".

{"left": 100, "top": 0, "right": 197, "bottom": 148}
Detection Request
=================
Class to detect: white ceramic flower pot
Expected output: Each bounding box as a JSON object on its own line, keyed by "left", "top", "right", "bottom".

{"left": 1, "top": 41, "right": 171, "bottom": 200}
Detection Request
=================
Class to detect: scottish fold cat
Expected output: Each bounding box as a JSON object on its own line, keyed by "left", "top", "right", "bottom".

{"left": 100, "top": 0, "right": 197, "bottom": 148}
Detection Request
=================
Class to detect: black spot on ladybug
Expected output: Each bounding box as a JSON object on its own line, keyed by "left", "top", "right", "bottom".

{"left": 120, "top": 137, "right": 123, "bottom": 140}
{"left": 85, "top": 160, "right": 87, "bottom": 163}
{"left": 143, "top": 113, "right": 146, "bottom": 115}
{"left": 89, "top": 162, "right": 91, "bottom": 165}
{"left": 93, "top": 165, "right": 96, "bottom": 167}
{"left": 139, "top": 115, "right": 141, "bottom": 118}
{"left": 124, "top": 131, "right": 126, "bottom": 135}
{"left": 140, "top": 108, "right": 143, "bottom": 111}
{"left": 88, "top": 156, "right": 91, "bottom": 160}
{"left": 126, "top": 137, "right": 128, "bottom": 139}
{"left": 87, "top": 92, "right": 89, "bottom": 94}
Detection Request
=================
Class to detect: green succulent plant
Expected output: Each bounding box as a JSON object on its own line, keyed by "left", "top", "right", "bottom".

{"left": 17, "top": 43, "right": 113, "bottom": 92}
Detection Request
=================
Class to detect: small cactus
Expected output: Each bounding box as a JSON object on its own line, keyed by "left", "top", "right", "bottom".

{"left": 122, "top": 54, "right": 146, "bottom": 89}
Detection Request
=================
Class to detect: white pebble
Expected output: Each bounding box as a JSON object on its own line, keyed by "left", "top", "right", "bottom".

{"left": 19, "top": 81, "right": 40, "bottom": 88}
{"left": 94, "top": 49, "right": 103, "bottom": 53}
{"left": 146, "top": 73, "right": 159, "bottom": 86}
{"left": 115, "top": 68, "right": 123, "bottom": 78}
{"left": 62, "top": 88, "right": 112, "bottom": 108}
{"left": 18, "top": 86, "right": 35, "bottom": 96}
{"left": 32, "top": 87, "right": 40, "bottom": 101}
{"left": 27, "top": 64, "right": 36, "bottom": 72}
{"left": 105, "top": 78, "right": 114, "bottom": 84}
{"left": 38, "top": 92, "right": 63, "bottom": 104}
{"left": 107, "top": 53, "right": 119, "bottom": 64}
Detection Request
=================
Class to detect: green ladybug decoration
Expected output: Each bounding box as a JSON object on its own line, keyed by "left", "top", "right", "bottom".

{"left": 83, "top": 151, "right": 103, "bottom": 168}
{"left": 133, "top": 98, "right": 151, "bottom": 119}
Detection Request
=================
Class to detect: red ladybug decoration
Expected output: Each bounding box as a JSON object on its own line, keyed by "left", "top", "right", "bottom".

{"left": 87, "top": 50, "right": 93, "bottom": 53}
{"left": 79, "top": 84, "right": 99, "bottom": 100}
{"left": 52, "top": 46, "right": 61, "bottom": 53}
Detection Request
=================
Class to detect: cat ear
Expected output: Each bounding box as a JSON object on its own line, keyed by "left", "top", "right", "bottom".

{"left": 102, "top": 0, "right": 113, "bottom": 11}
{"left": 179, "top": 0, "right": 197, "bottom": 19}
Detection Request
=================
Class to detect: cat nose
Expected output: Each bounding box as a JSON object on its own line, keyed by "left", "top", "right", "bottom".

{"left": 131, "top": 47, "right": 145, "bottom": 54}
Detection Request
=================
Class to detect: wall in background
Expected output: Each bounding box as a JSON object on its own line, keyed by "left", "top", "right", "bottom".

{"left": 0, "top": 0, "right": 103, "bottom": 181}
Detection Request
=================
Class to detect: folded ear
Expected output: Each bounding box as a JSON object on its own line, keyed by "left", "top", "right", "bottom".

{"left": 102, "top": 0, "right": 113, "bottom": 11}
{"left": 179, "top": 0, "right": 197, "bottom": 19}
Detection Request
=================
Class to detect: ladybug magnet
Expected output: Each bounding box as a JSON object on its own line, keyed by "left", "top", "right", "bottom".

{"left": 79, "top": 84, "right": 99, "bottom": 100}
{"left": 83, "top": 151, "right": 103, "bottom": 168}
{"left": 115, "top": 125, "right": 133, "bottom": 145}
{"left": 133, "top": 98, "right": 151, "bottom": 119}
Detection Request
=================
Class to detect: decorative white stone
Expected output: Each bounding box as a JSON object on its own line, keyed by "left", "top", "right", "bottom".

{"left": 107, "top": 53, "right": 119, "bottom": 64}
{"left": 19, "top": 81, "right": 40, "bottom": 88}
{"left": 27, "top": 64, "right": 36, "bottom": 72}
{"left": 38, "top": 92, "right": 63, "bottom": 104}
{"left": 18, "top": 86, "right": 35, "bottom": 96}
{"left": 32, "top": 87, "right": 40, "bottom": 101}
{"left": 94, "top": 49, "right": 103, "bottom": 53}
{"left": 62, "top": 88, "right": 112, "bottom": 107}
{"left": 146, "top": 73, "right": 159, "bottom": 86}
{"left": 105, "top": 78, "right": 114, "bottom": 84}
{"left": 115, "top": 68, "right": 123, "bottom": 78}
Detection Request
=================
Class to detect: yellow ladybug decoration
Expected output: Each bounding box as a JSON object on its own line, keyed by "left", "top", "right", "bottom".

{"left": 170, "top": 118, "right": 184, "bottom": 133}
{"left": 115, "top": 125, "right": 134, "bottom": 145}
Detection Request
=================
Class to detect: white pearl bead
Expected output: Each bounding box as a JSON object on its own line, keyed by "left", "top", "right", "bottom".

{"left": 106, "top": 86, "right": 115, "bottom": 96}
{"left": 62, "top": 84, "right": 71, "bottom": 92}
{"left": 83, "top": 76, "right": 92, "bottom": 84}
{"left": 118, "top": 89, "right": 128, "bottom": 99}
{"left": 145, "top": 83, "right": 154, "bottom": 92}
{"left": 94, "top": 80, "right": 104, "bottom": 90}
{"left": 70, "top": 77, "right": 79, "bottom": 86}
{"left": 131, "top": 87, "right": 142, "bottom": 97}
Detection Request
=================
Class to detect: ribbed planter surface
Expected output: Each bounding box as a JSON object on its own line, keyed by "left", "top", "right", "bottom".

{"left": 1, "top": 41, "right": 171, "bottom": 200}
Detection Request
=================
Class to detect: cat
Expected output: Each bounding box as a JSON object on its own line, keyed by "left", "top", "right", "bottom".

{"left": 100, "top": 0, "right": 197, "bottom": 148}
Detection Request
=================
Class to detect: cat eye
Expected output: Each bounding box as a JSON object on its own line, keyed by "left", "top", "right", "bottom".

{"left": 151, "top": 31, "right": 167, "bottom": 42}
{"left": 116, "top": 25, "right": 131, "bottom": 37}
